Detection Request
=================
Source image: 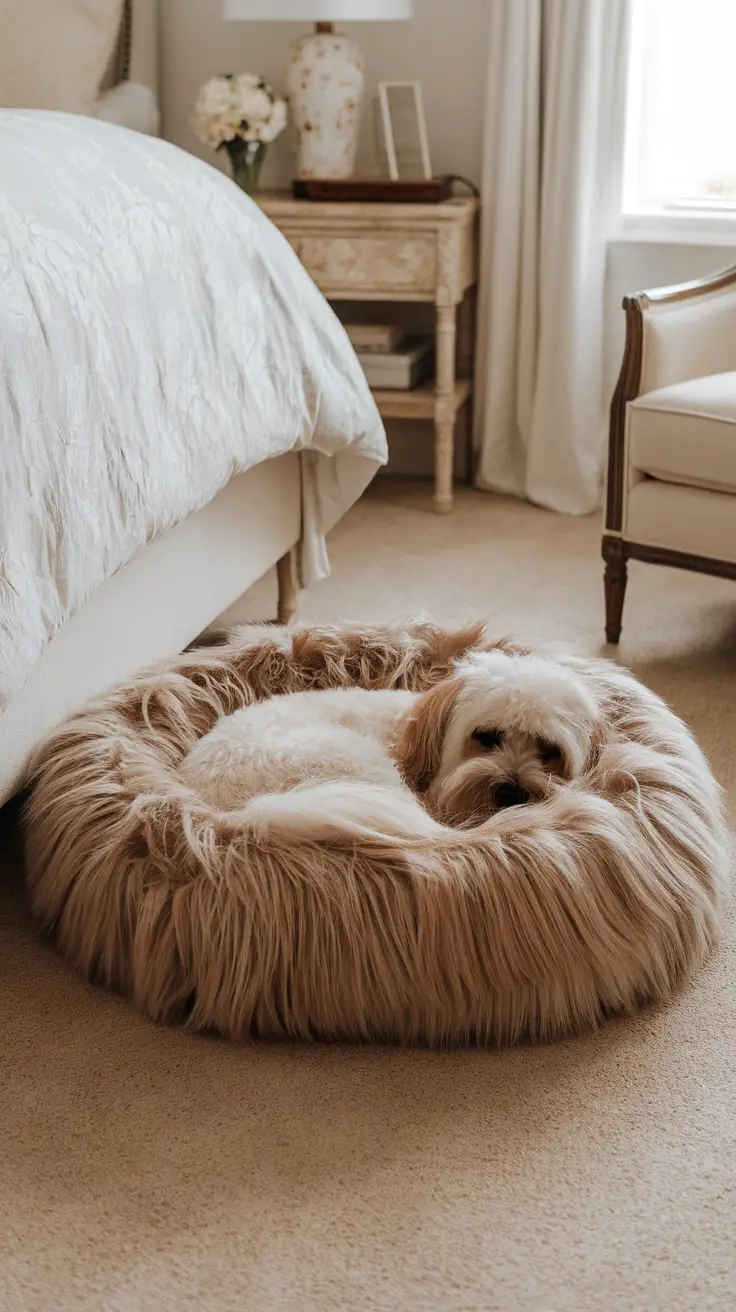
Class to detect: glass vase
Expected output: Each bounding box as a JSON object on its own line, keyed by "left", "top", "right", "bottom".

{"left": 224, "top": 139, "right": 267, "bottom": 196}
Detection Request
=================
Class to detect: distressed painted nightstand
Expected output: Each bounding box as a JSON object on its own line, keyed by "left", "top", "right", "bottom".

{"left": 257, "top": 193, "right": 480, "bottom": 513}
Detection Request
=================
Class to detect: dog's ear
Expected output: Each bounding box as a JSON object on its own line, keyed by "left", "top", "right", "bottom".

{"left": 394, "top": 678, "right": 460, "bottom": 794}
{"left": 555, "top": 706, "right": 609, "bottom": 779}
{"left": 582, "top": 711, "right": 609, "bottom": 770}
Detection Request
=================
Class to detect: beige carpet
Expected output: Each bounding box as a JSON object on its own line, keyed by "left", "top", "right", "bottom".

{"left": 2, "top": 480, "right": 735, "bottom": 1312}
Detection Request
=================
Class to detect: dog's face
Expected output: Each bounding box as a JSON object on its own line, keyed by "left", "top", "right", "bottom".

{"left": 395, "top": 649, "right": 604, "bottom": 828}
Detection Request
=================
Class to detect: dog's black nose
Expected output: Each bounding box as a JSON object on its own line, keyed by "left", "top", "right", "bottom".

{"left": 495, "top": 782, "right": 530, "bottom": 809}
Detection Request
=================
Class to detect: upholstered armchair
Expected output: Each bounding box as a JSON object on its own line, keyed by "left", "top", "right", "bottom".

{"left": 603, "top": 265, "right": 736, "bottom": 642}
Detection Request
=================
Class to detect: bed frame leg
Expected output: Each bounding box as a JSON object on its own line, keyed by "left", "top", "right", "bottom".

{"left": 276, "top": 549, "right": 299, "bottom": 625}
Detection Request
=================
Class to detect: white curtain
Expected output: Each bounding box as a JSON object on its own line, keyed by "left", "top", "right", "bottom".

{"left": 474, "top": 0, "right": 631, "bottom": 515}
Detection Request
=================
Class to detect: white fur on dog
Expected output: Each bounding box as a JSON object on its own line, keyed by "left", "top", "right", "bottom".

{"left": 446, "top": 650, "right": 599, "bottom": 777}
{"left": 179, "top": 648, "right": 600, "bottom": 838}
{"left": 180, "top": 688, "right": 416, "bottom": 811}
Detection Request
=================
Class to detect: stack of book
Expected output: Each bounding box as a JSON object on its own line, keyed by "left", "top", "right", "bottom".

{"left": 344, "top": 323, "right": 434, "bottom": 391}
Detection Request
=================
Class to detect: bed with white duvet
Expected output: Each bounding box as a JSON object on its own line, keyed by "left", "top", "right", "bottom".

{"left": 0, "top": 111, "right": 386, "bottom": 803}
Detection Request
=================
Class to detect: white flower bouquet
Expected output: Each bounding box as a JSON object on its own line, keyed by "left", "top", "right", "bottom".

{"left": 191, "top": 73, "right": 288, "bottom": 195}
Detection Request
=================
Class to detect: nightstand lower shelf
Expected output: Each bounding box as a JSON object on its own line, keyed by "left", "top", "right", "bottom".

{"left": 372, "top": 377, "right": 472, "bottom": 422}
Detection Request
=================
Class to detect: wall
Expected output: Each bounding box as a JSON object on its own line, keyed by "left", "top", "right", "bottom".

{"left": 161, "top": 0, "right": 490, "bottom": 189}
{"left": 160, "top": 0, "right": 491, "bottom": 477}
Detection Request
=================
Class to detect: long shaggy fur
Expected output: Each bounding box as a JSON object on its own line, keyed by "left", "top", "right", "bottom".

{"left": 23, "top": 620, "right": 730, "bottom": 1046}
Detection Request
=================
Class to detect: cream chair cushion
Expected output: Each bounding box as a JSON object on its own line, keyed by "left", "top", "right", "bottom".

{"left": 629, "top": 371, "right": 736, "bottom": 495}
{"left": 625, "top": 480, "right": 736, "bottom": 565}
{"left": 0, "top": 0, "right": 123, "bottom": 116}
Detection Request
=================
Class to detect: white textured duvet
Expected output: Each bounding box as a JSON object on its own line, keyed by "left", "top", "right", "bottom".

{"left": 0, "top": 111, "right": 386, "bottom": 714}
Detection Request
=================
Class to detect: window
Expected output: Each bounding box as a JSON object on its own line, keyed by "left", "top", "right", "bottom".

{"left": 623, "top": 0, "right": 736, "bottom": 230}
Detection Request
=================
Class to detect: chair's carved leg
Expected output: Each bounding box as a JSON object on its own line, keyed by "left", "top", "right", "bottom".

{"left": 276, "top": 548, "right": 299, "bottom": 625}
{"left": 602, "top": 535, "right": 629, "bottom": 644}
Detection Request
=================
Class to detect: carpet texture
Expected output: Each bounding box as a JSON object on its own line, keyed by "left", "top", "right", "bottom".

{"left": 2, "top": 480, "right": 735, "bottom": 1312}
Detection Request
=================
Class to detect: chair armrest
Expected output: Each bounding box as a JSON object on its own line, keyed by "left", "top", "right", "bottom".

{"left": 605, "top": 265, "right": 736, "bottom": 532}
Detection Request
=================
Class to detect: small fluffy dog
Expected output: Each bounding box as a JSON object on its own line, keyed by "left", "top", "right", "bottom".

{"left": 180, "top": 646, "right": 604, "bottom": 840}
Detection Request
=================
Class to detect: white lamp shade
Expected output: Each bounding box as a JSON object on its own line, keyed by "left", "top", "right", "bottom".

{"left": 223, "top": 1, "right": 412, "bottom": 18}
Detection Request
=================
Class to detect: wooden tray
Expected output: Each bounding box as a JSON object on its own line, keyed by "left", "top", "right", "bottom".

{"left": 291, "top": 177, "right": 453, "bottom": 203}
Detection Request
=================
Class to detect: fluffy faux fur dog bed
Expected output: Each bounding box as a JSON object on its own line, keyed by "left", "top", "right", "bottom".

{"left": 24, "top": 620, "right": 730, "bottom": 1046}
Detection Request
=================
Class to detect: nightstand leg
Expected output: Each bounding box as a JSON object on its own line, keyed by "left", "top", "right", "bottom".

{"left": 434, "top": 303, "right": 457, "bottom": 513}
{"left": 276, "top": 548, "right": 299, "bottom": 625}
{"left": 464, "top": 288, "right": 478, "bottom": 485}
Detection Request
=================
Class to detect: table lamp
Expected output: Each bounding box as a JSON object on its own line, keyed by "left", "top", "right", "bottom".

{"left": 222, "top": 1, "right": 413, "bottom": 179}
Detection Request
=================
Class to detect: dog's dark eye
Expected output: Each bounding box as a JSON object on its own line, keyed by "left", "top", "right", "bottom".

{"left": 539, "top": 740, "right": 563, "bottom": 767}
{"left": 473, "top": 729, "right": 505, "bottom": 750}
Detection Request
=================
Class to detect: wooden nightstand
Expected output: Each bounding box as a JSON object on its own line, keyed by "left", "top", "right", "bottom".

{"left": 257, "top": 193, "right": 480, "bottom": 513}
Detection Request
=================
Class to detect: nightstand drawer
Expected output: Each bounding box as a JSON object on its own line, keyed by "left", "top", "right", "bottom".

{"left": 290, "top": 233, "right": 437, "bottom": 296}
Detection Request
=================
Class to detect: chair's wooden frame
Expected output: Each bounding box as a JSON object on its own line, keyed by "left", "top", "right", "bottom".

{"left": 602, "top": 264, "right": 736, "bottom": 643}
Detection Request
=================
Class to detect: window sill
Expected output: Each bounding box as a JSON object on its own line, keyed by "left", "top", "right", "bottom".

{"left": 613, "top": 212, "right": 736, "bottom": 248}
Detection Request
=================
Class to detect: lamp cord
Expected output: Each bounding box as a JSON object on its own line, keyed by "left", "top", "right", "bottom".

{"left": 443, "top": 174, "right": 481, "bottom": 198}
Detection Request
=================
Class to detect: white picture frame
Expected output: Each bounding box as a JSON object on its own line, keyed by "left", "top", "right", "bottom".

{"left": 377, "top": 81, "right": 432, "bottom": 182}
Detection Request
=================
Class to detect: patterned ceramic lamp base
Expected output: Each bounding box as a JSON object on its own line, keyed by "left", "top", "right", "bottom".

{"left": 285, "top": 27, "right": 365, "bottom": 179}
